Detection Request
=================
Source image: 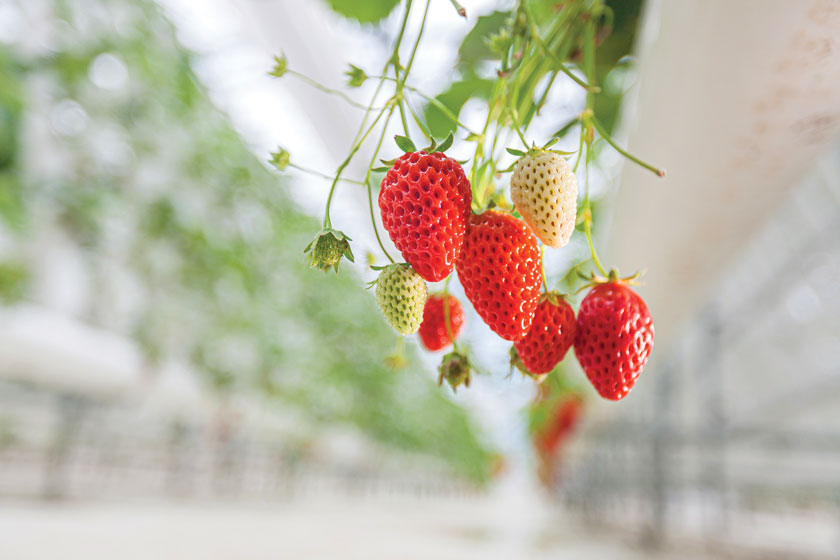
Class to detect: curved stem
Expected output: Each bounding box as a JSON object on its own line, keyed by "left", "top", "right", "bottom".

{"left": 508, "top": 107, "right": 528, "bottom": 147}
{"left": 404, "top": 85, "right": 478, "bottom": 135}
{"left": 289, "top": 162, "right": 365, "bottom": 185}
{"left": 591, "top": 116, "right": 665, "bottom": 177}
{"left": 404, "top": 98, "right": 434, "bottom": 142}
{"left": 364, "top": 107, "right": 397, "bottom": 263}
{"left": 322, "top": 0, "right": 415, "bottom": 228}
{"left": 286, "top": 70, "right": 370, "bottom": 109}
{"left": 324, "top": 106, "right": 389, "bottom": 228}
{"left": 401, "top": 0, "right": 432, "bottom": 82}
{"left": 522, "top": 0, "right": 598, "bottom": 92}
{"left": 583, "top": 147, "right": 608, "bottom": 277}
{"left": 540, "top": 244, "right": 548, "bottom": 291}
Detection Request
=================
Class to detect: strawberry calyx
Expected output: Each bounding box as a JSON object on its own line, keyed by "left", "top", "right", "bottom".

{"left": 509, "top": 346, "right": 548, "bottom": 384}
{"left": 576, "top": 268, "right": 642, "bottom": 292}
{"left": 538, "top": 290, "right": 569, "bottom": 306}
{"left": 438, "top": 350, "right": 472, "bottom": 392}
{"left": 303, "top": 228, "right": 354, "bottom": 273}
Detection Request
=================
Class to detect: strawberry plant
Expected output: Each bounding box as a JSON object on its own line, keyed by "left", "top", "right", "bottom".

{"left": 270, "top": 0, "right": 663, "bottom": 401}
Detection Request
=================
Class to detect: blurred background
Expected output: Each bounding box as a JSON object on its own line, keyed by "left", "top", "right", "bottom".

{"left": 1, "top": 0, "right": 839, "bottom": 558}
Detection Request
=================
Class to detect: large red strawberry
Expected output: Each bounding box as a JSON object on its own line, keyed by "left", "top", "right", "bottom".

{"left": 513, "top": 293, "right": 576, "bottom": 378}
{"left": 418, "top": 293, "right": 464, "bottom": 351}
{"left": 574, "top": 281, "right": 654, "bottom": 400}
{"left": 456, "top": 210, "right": 541, "bottom": 341}
{"left": 379, "top": 151, "right": 472, "bottom": 282}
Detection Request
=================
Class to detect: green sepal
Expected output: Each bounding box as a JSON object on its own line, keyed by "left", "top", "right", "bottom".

{"left": 269, "top": 147, "right": 290, "bottom": 171}
{"left": 509, "top": 346, "right": 547, "bottom": 383}
{"left": 345, "top": 64, "right": 367, "bottom": 88}
{"left": 269, "top": 54, "right": 287, "bottom": 78}
{"left": 394, "top": 135, "right": 416, "bottom": 153}
{"left": 464, "top": 132, "right": 483, "bottom": 142}
{"left": 506, "top": 147, "right": 526, "bottom": 157}
{"left": 438, "top": 350, "right": 472, "bottom": 392}
{"left": 303, "top": 228, "right": 354, "bottom": 273}
{"left": 371, "top": 166, "right": 390, "bottom": 173}
{"left": 435, "top": 132, "right": 454, "bottom": 153}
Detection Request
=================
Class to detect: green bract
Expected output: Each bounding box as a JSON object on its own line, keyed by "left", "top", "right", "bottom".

{"left": 375, "top": 263, "right": 427, "bottom": 335}
{"left": 303, "top": 229, "right": 354, "bottom": 273}
{"left": 438, "top": 351, "right": 472, "bottom": 392}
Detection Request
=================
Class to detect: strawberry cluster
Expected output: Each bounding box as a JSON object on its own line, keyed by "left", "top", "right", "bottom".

{"left": 373, "top": 148, "right": 653, "bottom": 402}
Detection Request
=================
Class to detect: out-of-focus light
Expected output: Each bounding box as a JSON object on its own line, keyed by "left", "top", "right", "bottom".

{"left": 785, "top": 284, "right": 821, "bottom": 324}
{"left": 89, "top": 52, "right": 129, "bottom": 90}
{"left": 50, "top": 99, "right": 88, "bottom": 136}
{"left": 0, "top": 2, "right": 23, "bottom": 44}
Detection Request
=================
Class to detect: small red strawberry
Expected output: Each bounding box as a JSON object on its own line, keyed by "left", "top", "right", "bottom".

{"left": 455, "top": 210, "right": 542, "bottom": 341}
{"left": 512, "top": 292, "right": 576, "bottom": 379}
{"left": 379, "top": 151, "right": 472, "bottom": 282}
{"left": 574, "top": 279, "right": 654, "bottom": 400}
{"left": 535, "top": 395, "right": 584, "bottom": 456}
{"left": 418, "top": 293, "right": 464, "bottom": 351}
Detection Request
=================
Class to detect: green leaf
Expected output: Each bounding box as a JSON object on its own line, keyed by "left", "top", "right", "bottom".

{"left": 324, "top": 0, "right": 400, "bottom": 24}
{"left": 269, "top": 54, "right": 287, "bottom": 78}
{"left": 345, "top": 64, "right": 367, "bottom": 88}
{"left": 436, "top": 132, "right": 454, "bottom": 153}
{"left": 458, "top": 11, "right": 510, "bottom": 67}
{"left": 506, "top": 147, "right": 525, "bottom": 157}
{"left": 394, "top": 135, "right": 416, "bottom": 153}
{"left": 464, "top": 132, "right": 483, "bottom": 143}
{"left": 269, "top": 147, "right": 290, "bottom": 170}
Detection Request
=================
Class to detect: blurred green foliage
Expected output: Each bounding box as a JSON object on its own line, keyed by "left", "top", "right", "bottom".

{"left": 0, "top": 0, "right": 491, "bottom": 482}
{"left": 324, "top": 0, "right": 400, "bottom": 24}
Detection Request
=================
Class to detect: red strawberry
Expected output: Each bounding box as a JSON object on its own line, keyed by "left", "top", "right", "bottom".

{"left": 418, "top": 294, "right": 464, "bottom": 351}
{"left": 455, "top": 210, "right": 541, "bottom": 341}
{"left": 536, "top": 396, "right": 583, "bottom": 456}
{"left": 513, "top": 293, "right": 576, "bottom": 377}
{"left": 379, "top": 151, "right": 472, "bottom": 282}
{"left": 574, "top": 281, "right": 654, "bottom": 400}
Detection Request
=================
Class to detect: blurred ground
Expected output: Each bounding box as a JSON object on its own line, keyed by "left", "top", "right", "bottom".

{"left": 0, "top": 496, "right": 700, "bottom": 560}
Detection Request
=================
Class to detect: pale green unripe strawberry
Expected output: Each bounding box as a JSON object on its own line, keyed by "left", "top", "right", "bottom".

{"left": 375, "top": 263, "right": 427, "bottom": 335}
{"left": 510, "top": 151, "right": 578, "bottom": 248}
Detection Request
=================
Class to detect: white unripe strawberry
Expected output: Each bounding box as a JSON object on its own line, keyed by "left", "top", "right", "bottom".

{"left": 510, "top": 151, "right": 578, "bottom": 248}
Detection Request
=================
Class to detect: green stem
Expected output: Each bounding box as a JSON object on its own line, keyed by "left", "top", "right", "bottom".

{"left": 364, "top": 107, "right": 398, "bottom": 263}
{"left": 322, "top": 0, "right": 414, "bottom": 228}
{"left": 400, "top": 0, "right": 432, "bottom": 82}
{"left": 508, "top": 107, "right": 528, "bottom": 147}
{"left": 397, "top": 98, "right": 411, "bottom": 137}
{"left": 573, "top": 123, "right": 585, "bottom": 172}
{"left": 591, "top": 116, "right": 665, "bottom": 177}
{"left": 403, "top": 97, "right": 434, "bottom": 142}
{"left": 540, "top": 244, "right": 548, "bottom": 291}
{"left": 580, "top": 8, "right": 607, "bottom": 278}
{"left": 583, "top": 144, "right": 607, "bottom": 277}
{"left": 523, "top": 2, "right": 598, "bottom": 93}
{"left": 405, "top": 85, "right": 478, "bottom": 135}
{"left": 286, "top": 70, "right": 370, "bottom": 109}
{"left": 324, "top": 106, "right": 389, "bottom": 228}
{"left": 289, "top": 163, "right": 365, "bottom": 185}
